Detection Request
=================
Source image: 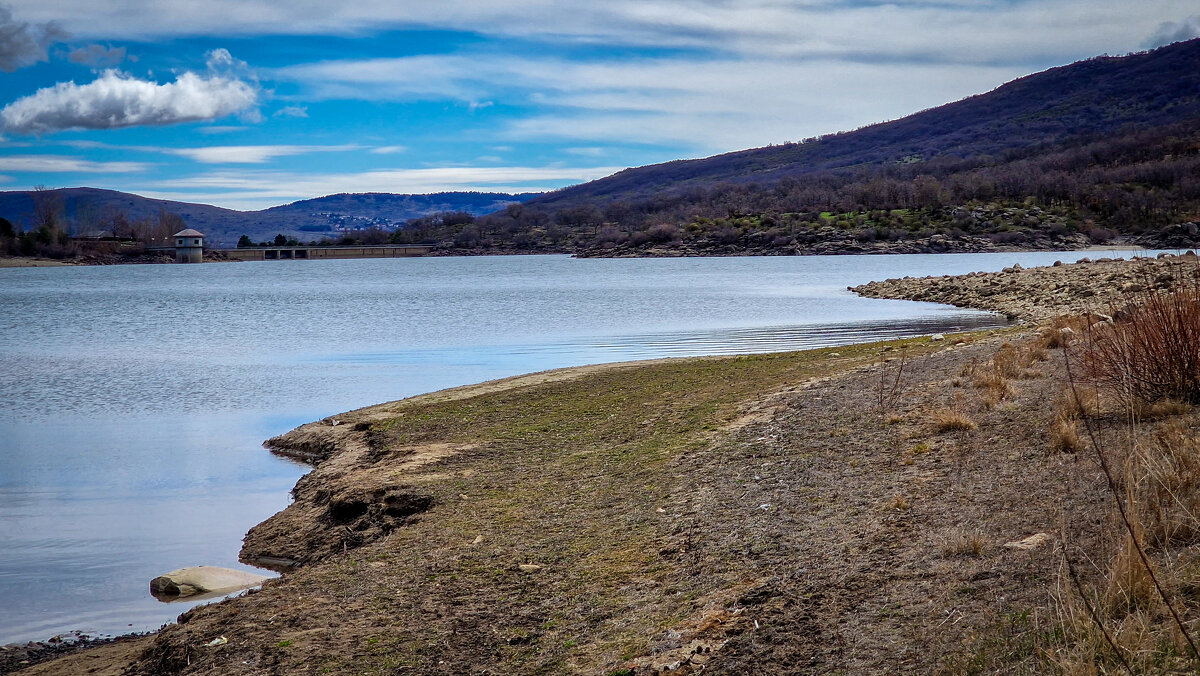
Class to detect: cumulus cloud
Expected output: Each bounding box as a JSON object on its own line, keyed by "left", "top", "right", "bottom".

{"left": 68, "top": 43, "right": 126, "bottom": 67}
{"left": 1145, "top": 15, "right": 1200, "bottom": 47}
{"left": 0, "top": 3, "right": 66, "bottom": 71}
{"left": 0, "top": 51, "right": 259, "bottom": 134}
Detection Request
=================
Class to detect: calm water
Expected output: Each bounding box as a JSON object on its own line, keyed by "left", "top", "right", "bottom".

{"left": 0, "top": 251, "right": 1134, "bottom": 643}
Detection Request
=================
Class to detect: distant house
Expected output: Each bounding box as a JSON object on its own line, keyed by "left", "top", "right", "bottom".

{"left": 173, "top": 229, "right": 204, "bottom": 263}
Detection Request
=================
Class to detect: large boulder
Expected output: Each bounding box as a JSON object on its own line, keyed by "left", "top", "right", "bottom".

{"left": 149, "top": 566, "right": 270, "bottom": 600}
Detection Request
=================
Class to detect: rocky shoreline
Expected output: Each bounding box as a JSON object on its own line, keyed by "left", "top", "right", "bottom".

{"left": 853, "top": 250, "right": 1199, "bottom": 321}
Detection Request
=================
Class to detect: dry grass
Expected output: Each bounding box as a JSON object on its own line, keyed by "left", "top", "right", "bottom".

{"left": 1055, "top": 384, "right": 1100, "bottom": 421}
{"left": 1131, "top": 422, "right": 1200, "bottom": 546}
{"left": 1132, "top": 398, "right": 1192, "bottom": 422}
{"left": 1049, "top": 415, "right": 1085, "bottom": 454}
{"left": 1106, "top": 535, "right": 1155, "bottom": 614}
{"left": 932, "top": 408, "right": 977, "bottom": 432}
{"left": 939, "top": 529, "right": 985, "bottom": 558}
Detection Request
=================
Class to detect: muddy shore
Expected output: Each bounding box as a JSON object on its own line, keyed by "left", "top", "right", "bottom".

{"left": 17, "top": 255, "right": 1200, "bottom": 674}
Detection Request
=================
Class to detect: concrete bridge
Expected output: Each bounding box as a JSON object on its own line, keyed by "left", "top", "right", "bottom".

{"left": 223, "top": 244, "right": 433, "bottom": 261}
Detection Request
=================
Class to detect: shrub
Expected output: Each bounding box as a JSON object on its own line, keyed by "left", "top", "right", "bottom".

{"left": 1083, "top": 265, "right": 1200, "bottom": 405}
{"left": 932, "top": 408, "right": 977, "bottom": 432}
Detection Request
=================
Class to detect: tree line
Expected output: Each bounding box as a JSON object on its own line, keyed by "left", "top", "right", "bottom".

{"left": 1, "top": 186, "right": 186, "bottom": 259}
{"left": 380, "top": 118, "right": 1200, "bottom": 254}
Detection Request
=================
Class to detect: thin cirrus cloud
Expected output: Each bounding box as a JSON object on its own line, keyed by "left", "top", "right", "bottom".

{"left": 140, "top": 165, "right": 624, "bottom": 209}
{"left": 165, "top": 144, "right": 363, "bottom": 164}
{"left": 8, "top": 0, "right": 1194, "bottom": 65}
{"left": 278, "top": 54, "right": 1025, "bottom": 150}
{"left": 0, "top": 49, "right": 258, "bottom": 135}
{"left": 0, "top": 154, "right": 148, "bottom": 173}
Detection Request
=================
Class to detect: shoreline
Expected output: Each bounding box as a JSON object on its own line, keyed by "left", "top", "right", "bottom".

{"left": 16, "top": 254, "right": 1199, "bottom": 674}
{"left": 0, "top": 240, "right": 1166, "bottom": 269}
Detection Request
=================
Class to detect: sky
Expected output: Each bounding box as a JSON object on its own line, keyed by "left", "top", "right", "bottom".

{"left": 0, "top": 1, "right": 1197, "bottom": 211}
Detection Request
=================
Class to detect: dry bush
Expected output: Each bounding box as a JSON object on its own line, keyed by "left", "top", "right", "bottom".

{"left": 993, "top": 343, "right": 1023, "bottom": 378}
{"left": 973, "top": 369, "right": 1013, "bottom": 403}
{"left": 939, "top": 529, "right": 985, "bottom": 558}
{"left": 1106, "top": 542, "right": 1156, "bottom": 618}
{"left": 1040, "top": 316, "right": 1088, "bottom": 350}
{"left": 932, "top": 408, "right": 977, "bottom": 432}
{"left": 1083, "top": 265, "right": 1200, "bottom": 406}
{"left": 1054, "top": 385, "right": 1100, "bottom": 421}
{"left": 1049, "top": 416, "right": 1084, "bottom": 454}
{"left": 1132, "top": 398, "right": 1192, "bottom": 421}
{"left": 1131, "top": 422, "right": 1200, "bottom": 546}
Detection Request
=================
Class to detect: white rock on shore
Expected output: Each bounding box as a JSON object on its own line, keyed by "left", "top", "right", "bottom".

{"left": 149, "top": 566, "right": 270, "bottom": 599}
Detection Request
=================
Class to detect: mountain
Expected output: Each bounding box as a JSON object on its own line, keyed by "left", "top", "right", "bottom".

{"left": 528, "top": 39, "right": 1200, "bottom": 211}
{"left": 0, "top": 188, "right": 537, "bottom": 246}
{"left": 438, "top": 38, "right": 1200, "bottom": 255}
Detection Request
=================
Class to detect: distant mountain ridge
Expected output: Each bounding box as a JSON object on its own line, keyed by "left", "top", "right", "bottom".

{"left": 0, "top": 188, "right": 537, "bottom": 245}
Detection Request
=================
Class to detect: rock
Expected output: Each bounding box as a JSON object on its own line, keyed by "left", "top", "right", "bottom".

{"left": 930, "top": 334, "right": 945, "bottom": 341}
{"left": 150, "top": 566, "right": 270, "bottom": 599}
{"left": 1003, "top": 533, "right": 1052, "bottom": 551}
{"left": 518, "top": 564, "right": 542, "bottom": 573}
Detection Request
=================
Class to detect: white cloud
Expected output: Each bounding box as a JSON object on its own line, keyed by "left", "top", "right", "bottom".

{"left": 8, "top": 0, "right": 1197, "bottom": 66}
{"left": 277, "top": 53, "right": 1023, "bottom": 150}
{"left": 1, "top": 50, "right": 259, "bottom": 135}
{"left": 0, "top": 3, "right": 66, "bottom": 72}
{"left": 0, "top": 154, "right": 149, "bottom": 172}
{"left": 273, "top": 105, "right": 308, "bottom": 118}
{"left": 165, "top": 144, "right": 362, "bottom": 164}
{"left": 138, "top": 164, "right": 623, "bottom": 209}
{"left": 369, "top": 145, "right": 407, "bottom": 154}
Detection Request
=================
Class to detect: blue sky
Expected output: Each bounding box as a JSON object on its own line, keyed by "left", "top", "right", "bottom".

{"left": 0, "top": 0, "right": 1197, "bottom": 211}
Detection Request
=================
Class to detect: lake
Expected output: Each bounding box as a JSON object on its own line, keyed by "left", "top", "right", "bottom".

{"left": 0, "top": 250, "right": 1134, "bottom": 644}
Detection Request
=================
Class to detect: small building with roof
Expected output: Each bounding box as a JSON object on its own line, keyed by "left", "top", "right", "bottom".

{"left": 173, "top": 229, "right": 205, "bottom": 263}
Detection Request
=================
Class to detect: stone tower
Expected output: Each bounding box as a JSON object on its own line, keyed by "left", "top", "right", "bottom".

{"left": 173, "top": 229, "right": 204, "bottom": 263}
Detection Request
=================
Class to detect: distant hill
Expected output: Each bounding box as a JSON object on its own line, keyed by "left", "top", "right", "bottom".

{"left": 0, "top": 188, "right": 537, "bottom": 246}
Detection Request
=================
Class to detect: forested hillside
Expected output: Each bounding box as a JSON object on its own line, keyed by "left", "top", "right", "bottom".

{"left": 397, "top": 39, "right": 1200, "bottom": 255}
